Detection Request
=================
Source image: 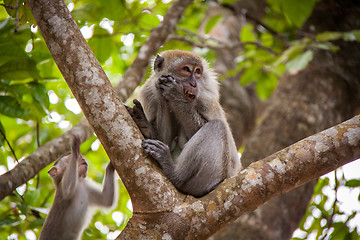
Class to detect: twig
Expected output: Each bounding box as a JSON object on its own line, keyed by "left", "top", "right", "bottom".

{"left": 15, "top": 0, "right": 19, "bottom": 32}
{"left": 0, "top": 3, "right": 17, "bottom": 9}
{"left": 0, "top": 127, "right": 19, "bottom": 163}
{"left": 168, "top": 34, "right": 278, "bottom": 55}
{"left": 0, "top": 0, "right": 20, "bottom": 32}
{"left": 35, "top": 122, "right": 40, "bottom": 189}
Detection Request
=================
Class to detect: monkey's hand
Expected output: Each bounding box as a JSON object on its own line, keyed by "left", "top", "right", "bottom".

{"left": 142, "top": 139, "right": 173, "bottom": 171}
{"left": 126, "top": 99, "right": 156, "bottom": 139}
{"left": 157, "top": 75, "right": 185, "bottom": 102}
{"left": 106, "top": 162, "right": 115, "bottom": 173}
{"left": 72, "top": 135, "right": 81, "bottom": 158}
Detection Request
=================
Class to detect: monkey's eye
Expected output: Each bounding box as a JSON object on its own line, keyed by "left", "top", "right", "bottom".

{"left": 183, "top": 66, "right": 191, "bottom": 72}
{"left": 195, "top": 68, "right": 202, "bottom": 75}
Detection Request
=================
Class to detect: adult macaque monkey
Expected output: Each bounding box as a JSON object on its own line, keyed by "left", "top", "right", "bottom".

{"left": 127, "top": 50, "right": 241, "bottom": 197}
{"left": 39, "top": 135, "right": 117, "bottom": 240}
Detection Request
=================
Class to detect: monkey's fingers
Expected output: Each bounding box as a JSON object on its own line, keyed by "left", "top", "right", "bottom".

{"left": 158, "top": 74, "right": 176, "bottom": 84}
{"left": 142, "top": 139, "right": 171, "bottom": 161}
{"left": 133, "top": 99, "right": 144, "bottom": 110}
{"left": 106, "top": 162, "right": 115, "bottom": 172}
{"left": 132, "top": 101, "right": 146, "bottom": 118}
{"left": 72, "top": 135, "right": 81, "bottom": 155}
{"left": 125, "top": 105, "right": 134, "bottom": 115}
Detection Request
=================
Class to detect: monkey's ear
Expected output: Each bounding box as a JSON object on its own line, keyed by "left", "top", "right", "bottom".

{"left": 154, "top": 54, "right": 164, "bottom": 72}
{"left": 48, "top": 166, "right": 58, "bottom": 178}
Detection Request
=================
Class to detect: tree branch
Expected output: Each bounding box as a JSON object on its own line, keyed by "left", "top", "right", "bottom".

{"left": 122, "top": 115, "right": 360, "bottom": 239}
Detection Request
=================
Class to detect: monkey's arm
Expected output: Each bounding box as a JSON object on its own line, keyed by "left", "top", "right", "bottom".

{"left": 87, "top": 162, "right": 116, "bottom": 207}
{"left": 157, "top": 75, "right": 207, "bottom": 137}
{"left": 61, "top": 136, "right": 81, "bottom": 199}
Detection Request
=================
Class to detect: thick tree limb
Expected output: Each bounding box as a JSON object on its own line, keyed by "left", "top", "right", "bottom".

{"left": 121, "top": 116, "right": 360, "bottom": 239}
{"left": 0, "top": 0, "right": 191, "bottom": 200}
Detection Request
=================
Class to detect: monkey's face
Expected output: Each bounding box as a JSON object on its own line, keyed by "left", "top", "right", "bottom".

{"left": 154, "top": 50, "right": 209, "bottom": 102}
{"left": 175, "top": 62, "right": 202, "bottom": 101}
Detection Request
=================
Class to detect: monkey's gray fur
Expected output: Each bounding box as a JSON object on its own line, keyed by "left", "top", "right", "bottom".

{"left": 127, "top": 50, "right": 241, "bottom": 197}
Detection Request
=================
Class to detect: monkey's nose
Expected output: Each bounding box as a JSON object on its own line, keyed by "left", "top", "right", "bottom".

{"left": 189, "top": 78, "right": 197, "bottom": 87}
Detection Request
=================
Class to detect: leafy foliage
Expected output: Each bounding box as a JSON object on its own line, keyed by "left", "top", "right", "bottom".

{"left": 0, "top": 0, "right": 359, "bottom": 239}
{"left": 292, "top": 168, "right": 360, "bottom": 240}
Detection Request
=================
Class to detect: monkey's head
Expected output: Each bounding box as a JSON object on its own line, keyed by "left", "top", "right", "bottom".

{"left": 48, "top": 141, "right": 88, "bottom": 186}
{"left": 153, "top": 50, "right": 219, "bottom": 102}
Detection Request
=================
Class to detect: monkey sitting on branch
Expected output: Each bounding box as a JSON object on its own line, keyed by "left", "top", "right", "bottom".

{"left": 39, "top": 135, "right": 117, "bottom": 240}
{"left": 127, "top": 50, "right": 242, "bottom": 198}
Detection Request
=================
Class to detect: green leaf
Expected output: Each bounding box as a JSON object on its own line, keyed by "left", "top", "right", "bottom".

{"left": 240, "top": 24, "right": 257, "bottom": 42}
{"left": 313, "top": 42, "right": 340, "bottom": 52}
{"left": 220, "top": 0, "right": 239, "bottom": 4}
{"left": 88, "top": 27, "right": 114, "bottom": 64}
{"left": 240, "top": 67, "right": 261, "bottom": 85}
{"left": 16, "top": 202, "right": 28, "bottom": 215}
{"left": 0, "top": 59, "right": 40, "bottom": 80}
{"left": 280, "top": 0, "right": 318, "bottom": 27}
{"left": 71, "top": 4, "right": 102, "bottom": 22}
{"left": 0, "top": 82, "right": 31, "bottom": 97}
{"left": 0, "top": 41, "right": 29, "bottom": 65}
{"left": 345, "top": 179, "right": 360, "bottom": 188}
{"left": 4, "top": 0, "right": 36, "bottom": 25}
{"left": 274, "top": 43, "right": 306, "bottom": 66}
{"left": 0, "top": 218, "right": 19, "bottom": 227}
{"left": 316, "top": 31, "right": 343, "bottom": 42}
{"left": 29, "top": 82, "right": 50, "bottom": 110}
{"left": 313, "top": 177, "right": 329, "bottom": 194}
{"left": 0, "top": 96, "right": 30, "bottom": 118}
{"left": 260, "top": 32, "right": 274, "bottom": 47}
{"left": 204, "top": 15, "right": 223, "bottom": 34}
{"left": 330, "top": 222, "right": 350, "bottom": 239}
{"left": 343, "top": 30, "right": 360, "bottom": 41}
{"left": 286, "top": 50, "right": 313, "bottom": 74}
{"left": 255, "top": 71, "right": 278, "bottom": 100}
{"left": 139, "top": 13, "right": 161, "bottom": 29}
{"left": 23, "top": 187, "right": 40, "bottom": 206}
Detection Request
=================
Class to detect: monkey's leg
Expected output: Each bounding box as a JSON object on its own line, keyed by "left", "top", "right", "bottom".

{"left": 143, "top": 120, "right": 228, "bottom": 197}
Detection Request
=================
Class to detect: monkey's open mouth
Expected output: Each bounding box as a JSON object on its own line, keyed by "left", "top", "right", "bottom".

{"left": 184, "top": 89, "right": 195, "bottom": 100}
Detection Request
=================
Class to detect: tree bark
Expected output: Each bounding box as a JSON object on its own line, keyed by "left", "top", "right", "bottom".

{"left": 212, "top": 0, "right": 360, "bottom": 239}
